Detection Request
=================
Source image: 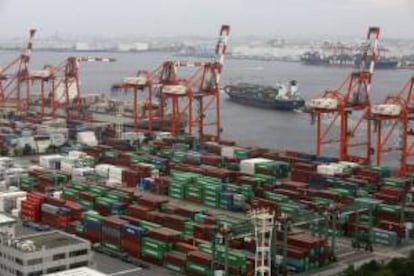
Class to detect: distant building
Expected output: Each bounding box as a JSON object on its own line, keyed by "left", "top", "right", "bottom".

{"left": 117, "top": 42, "right": 149, "bottom": 52}
{"left": 0, "top": 231, "right": 93, "bottom": 276}
{"left": 75, "top": 42, "right": 90, "bottom": 51}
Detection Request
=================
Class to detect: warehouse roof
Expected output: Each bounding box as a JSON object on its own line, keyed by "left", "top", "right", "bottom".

{"left": 16, "top": 231, "right": 87, "bottom": 252}
{"left": 45, "top": 267, "right": 108, "bottom": 276}
{"left": 0, "top": 213, "right": 16, "bottom": 225}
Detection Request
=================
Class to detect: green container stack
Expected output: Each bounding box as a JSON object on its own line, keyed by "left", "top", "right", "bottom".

{"left": 203, "top": 182, "right": 222, "bottom": 208}
{"left": 141, "top": 237, "right": 172, "bottom": 260}
{"left": 104, "top": 150, "right": 118, "bottom": 159}
{"left": 163, "top": 250, "right": 186, "bottom": 273}
{"left": 186, "top": 261, "right": 213, "bottom": 276}
{"left": 19, "top": 176, "right": 37, "bottom": 190}
{"left": 214, "top": 245, "right": 248, "bottom": 273}
{"left": 278, "top": 202, "right": 302, "bottom": 217}
{"left": 158, "top": 148, "right": 173, "bottom": 158}
{"left": 130, "top": 155, "right": 150, "bottom": 164}
{"left": 183, "top": 221, "right": 196, "bottom": 237}
{"left": 69, "top": 180, "right": 88, "bottom": 191}
{"left": 234, "top": 148, "right": 249, "bottom": 160}
{"left": 45, "top": 173, "right": 68, "bottom": 186}
{"left": 383, "top": 177, "right": 409, "bottom": 189}
{"left": 172, "top": 151, "right": 186, "bottom": 163}
{"left": 378, "top": 203, "right": 402, "bottom": 218}
{"left": 355, "top": 197, "right": 382, "bottom": 210}
{"left": 263, "top": 191, "right": 289, "bottom": 203}
{"left": 367, "top": 165, "right": 392, "bottom": 178}
{"left": 139, "top": 220, "right": 163, "bottom": 231}
{"left": 370, "top": 228, "right": 400, "bottom": 246}
{"left": 62, "top": 187, "right": 79, "bottom": 200}
{"left": 88, "top": 186, "right": 107, "bottom": 197}
{"left": 83, "top": 210, "right": 103, "bottom": 223}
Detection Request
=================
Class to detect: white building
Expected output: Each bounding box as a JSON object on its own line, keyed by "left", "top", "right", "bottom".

{"left": 0, "top": 231, "right": 93, "bottom": 276}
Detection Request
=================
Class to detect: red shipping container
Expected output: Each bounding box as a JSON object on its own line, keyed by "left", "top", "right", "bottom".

{"left": 175, "top": 242, "right": 198, "bottom": 253}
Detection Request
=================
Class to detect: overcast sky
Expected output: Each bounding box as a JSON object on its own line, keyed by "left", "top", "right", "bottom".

{"left": 0, "top": 0, "right": 413, "bottom": 39}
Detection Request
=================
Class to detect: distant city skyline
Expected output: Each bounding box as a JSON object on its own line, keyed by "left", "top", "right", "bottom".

{"left": 0, "top": 0, "right": 413, "bottom": 39}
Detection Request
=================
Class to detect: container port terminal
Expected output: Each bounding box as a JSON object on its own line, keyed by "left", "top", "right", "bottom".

{"left": 1, "top": 22, "right": 414, "bottom": 276}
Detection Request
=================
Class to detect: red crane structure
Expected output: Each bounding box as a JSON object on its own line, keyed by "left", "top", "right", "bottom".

{"left": 370, "top": 77, "right": 414, "bottom": 176}
{"left": 31, "top": 57, "right": 115, "bottom": 118}
{"left": 0, "top": 29, "right": 36, "bottom": 114}
{"left": 308, "top": 27, "right": 380, "bottom": 164}
{"left": 111, "top": 69, "right": 161, "bottom": 132}
{"left": 158, "top": 25, "right": 230, "bottom": 139}
{"left": 111, "top": 24, "right": 230, "bottom": 139}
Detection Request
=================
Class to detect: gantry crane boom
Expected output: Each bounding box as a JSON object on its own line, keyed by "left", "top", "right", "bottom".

{"left": 31, "top": 56, "right": 115, "bottom": 118}
{"left": 371, "top": 77, "right": 414, "bottom": 176}
{"left": 0, "top": 29, "right": 36, "bottom": 114}
{"left": 308, "top": 27, "right": 380, "bottom": 163}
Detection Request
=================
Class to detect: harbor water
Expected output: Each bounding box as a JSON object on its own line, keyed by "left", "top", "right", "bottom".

{"left": 0, "top": 50, "right": 412, "bottom": 160}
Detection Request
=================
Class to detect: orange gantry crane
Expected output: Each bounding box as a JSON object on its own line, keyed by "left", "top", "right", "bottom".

{"left": 111, "top": 69, "right": 161, "bottom": 132}
{"left": 371, "top": 77, "right": 414, "bottom": 176}
{"left": 31, "top": 56, "right": 115, "bottom": 118}
{"left": 0, "top": 29, "right": 36, "bottom": 114}
{"left": 112, "top": 24, "right": 230, "bottom": 140}
{"left": 308, "top": 27, "right": 380, "bottom": 164}
{"left": 158, "top": 25, "right": 230, "bottom": 139}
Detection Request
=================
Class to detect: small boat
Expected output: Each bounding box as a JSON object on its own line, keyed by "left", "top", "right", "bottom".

{"left": 223, "top": 80, "right": 305, "bottom": 111}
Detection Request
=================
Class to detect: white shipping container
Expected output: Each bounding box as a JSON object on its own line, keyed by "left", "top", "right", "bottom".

{"left": 240, "top": 158, "right": 273, "bottom": 175}
{"left": 77, "top": 131, "right": 98, "bottom": 147}
{"left": 221, "top": 146, "right": 235, "bottom": 158}
{"left": 317, "top": 164, "right": 336, "bottom": 175}
{"left": 61, "top": 161, "right": 74, "bottom": 174}
{"left": 50, "top": 133, "right": 66, "bottom": 147}
{"left": 154, "top": 131, "right": 172, "bottom": 141}
{"left": 39, "top": 155, "right": 63, "bottom": 169}
{"left": 106, "top": 178, "right": 122, "bottom": 187}
{"left": 95, "top": 164, "right": 114, "bottom": 178}
{"left": 53, "top": 191, "right": 62, "bottom": 199}
{"left": 68, "top": 151, "right": 86, "bottom": 159}
{"left": 36, "top": 139, "right": 52, "bottom": 153}
{"left": 338, "top": 161, "right": 360, "bottom": 169}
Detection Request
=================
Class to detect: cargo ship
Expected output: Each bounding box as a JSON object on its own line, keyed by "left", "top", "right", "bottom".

{"left": 223, "top": 80, "right": 305, "bottom": 111}
{"left": 301, "top": 51, "right": 399, "bottom": 69}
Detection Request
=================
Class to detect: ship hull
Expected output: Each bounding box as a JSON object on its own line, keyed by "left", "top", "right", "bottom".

{"left": 226, "top": 93, "right": 305, "bottom": 111}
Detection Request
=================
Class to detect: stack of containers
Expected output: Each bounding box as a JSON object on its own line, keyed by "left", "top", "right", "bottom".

{"left": 64, "top": 201, "right": 83, "bottom": 221}
{"left": 95, "top": 197, "right": 127, "bottom": 216}
{"left": 203, "top": 180, "right": 222, "bottom": 208}
{"left": 41, "top": 203, "right": 71, "bottom": 228}
{"left": 120, "top": 223, "right": 146, "bottom": 258}
{"left": 284, "top": 233, "right": 332, "bottom": 273}
{"left": 185, "top": 179, "right": 204, "bottom": 204}
{"left": 163, "top": 250, "right": 187, "bottom": 274}
{"left": 20, "top": 192, "right": 44, "bottom": 222}
{"left": 108, "top": 166, "right": 123, "bottom": 186}
{"left": 186, "top": 251, "right": 212, "bottom": 276}
{"left": 376, "top": 203, "right": 406, "bottom": 238}
{"left": 19, "top": 176, "right": 38, "bottom": 191}
{"left": 101, "top": 216, "right": 128, "bottom": 252}
{"left": 83, "top": 211, "right": 103, "bottom": 243}
{"left": 373, "top": 186, "right": 403, "bottom": 204}
{"left": 141, "top": 236, "right": 172, "bottom": 265}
